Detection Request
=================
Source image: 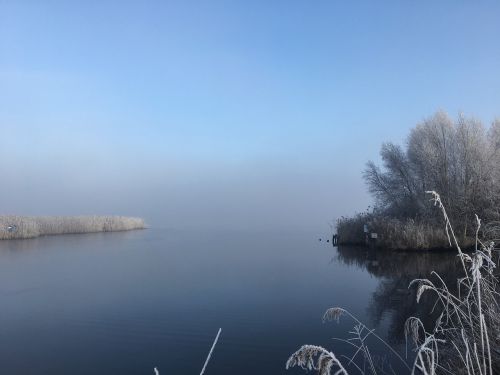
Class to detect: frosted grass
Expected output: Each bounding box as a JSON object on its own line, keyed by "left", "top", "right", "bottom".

{"left": 0, "top": 215, "right": 145, "bottom": 239}
{"left": 288, "top": 191, "right": 499, "bottom": 374}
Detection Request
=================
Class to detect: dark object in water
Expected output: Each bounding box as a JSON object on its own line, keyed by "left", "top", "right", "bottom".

{"left": 332, "top": 234, "right": 338, "bottom": 246}
{"left": 327, "top": 239, "right": 330, "bottom": 243}
{"left": 318, "top": 238, "right": 322, "bottom": 241}
{"left": 7, "top": 225, "right": 17, "bottom": 233}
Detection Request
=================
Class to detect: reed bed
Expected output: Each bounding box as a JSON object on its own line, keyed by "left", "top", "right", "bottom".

{"left": 288, "top": 191, "right": 500, "bottom": 374}
{"left": 369, "top": 217, "right": 462, "bottom": 251}
{"left": 337, "top": 213, "right": 475, "bottom": 250}
{"left": 0, "top": 215, "right": 146, "bottom": 239}
{"left": 336, "top": 212, "right": 371, "bottom": 247}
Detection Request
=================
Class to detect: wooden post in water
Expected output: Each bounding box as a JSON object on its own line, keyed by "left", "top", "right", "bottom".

{"left": 332, "top": 234, "right": 338, "bottom": 246}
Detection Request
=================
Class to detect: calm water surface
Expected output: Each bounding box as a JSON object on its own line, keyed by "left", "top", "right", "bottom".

{"left": 0, "top": 228, "right": 459, "bottom": 374}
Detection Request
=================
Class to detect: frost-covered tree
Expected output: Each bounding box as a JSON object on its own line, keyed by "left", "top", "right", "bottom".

{"left": 363, "top": 142, "right": 418, "bottom": 217}
{"left": 364, "top": 111, "right": 500, "bottom": 239}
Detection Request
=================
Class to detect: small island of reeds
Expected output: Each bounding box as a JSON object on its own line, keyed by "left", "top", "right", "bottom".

{"left": 0, "top": 215, "right": 146, "bottom": 240}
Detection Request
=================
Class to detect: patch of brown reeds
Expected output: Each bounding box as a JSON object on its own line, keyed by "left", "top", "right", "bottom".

{"left": 0, "top": 215, "right": 146, "bottom": 240}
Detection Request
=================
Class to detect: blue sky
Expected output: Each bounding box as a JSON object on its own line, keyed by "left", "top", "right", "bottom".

{"left": 1, "top": 1, "right": 500, "bottom": 230}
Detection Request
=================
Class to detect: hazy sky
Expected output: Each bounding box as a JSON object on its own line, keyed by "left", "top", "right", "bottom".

{"left": 1, "top": 1, "right": 500, "bottom": 231}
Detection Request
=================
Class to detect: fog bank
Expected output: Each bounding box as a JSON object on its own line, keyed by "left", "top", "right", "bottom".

{"left": 0, "top": 154, "right": 370, "bottom": 232}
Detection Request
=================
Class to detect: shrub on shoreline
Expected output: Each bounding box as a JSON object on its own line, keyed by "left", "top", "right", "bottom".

{"left": 363, "top": 111, "right": 500, "bottom": 243}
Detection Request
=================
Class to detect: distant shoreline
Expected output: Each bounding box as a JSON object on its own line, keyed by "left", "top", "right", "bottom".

{"left": 0, "top": 216, "right": 146, "bottom": 240}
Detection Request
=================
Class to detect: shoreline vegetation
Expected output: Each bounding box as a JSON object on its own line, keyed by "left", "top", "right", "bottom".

{"left": 336, "top": 111, "right": 500, "bottom": 251}
{"left": 336, "top": 212, "right": 475, "bottom": 251}
{"left": 288, "top": 191, "right": 500, "bottom": 374}
{"left": 0, "top": 215, "right": 146, "bottom": 240}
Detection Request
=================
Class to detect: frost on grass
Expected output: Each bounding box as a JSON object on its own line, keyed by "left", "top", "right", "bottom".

{"left": 288, "top": 191, "right": 500, "bottom": 375}
{"left": 0, "top": 215, "right": 146, "bottom": 239}
{"left": 286, "top": 345, "right": 347, "bottom": 375}
{"left": 323, "top": 307, "right": 346, "bottom": 323}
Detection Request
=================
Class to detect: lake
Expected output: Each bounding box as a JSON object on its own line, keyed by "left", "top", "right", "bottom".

{"left": 0, "top": 228, "right": 460, "bottom": 374}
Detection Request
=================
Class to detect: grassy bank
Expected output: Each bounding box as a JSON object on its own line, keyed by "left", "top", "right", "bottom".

{"left": 288, "top": 192, "right": 500, "bottom": 374}
{"left": 336, "top": 213, "right": 475, "bottom": 250}
{"left": 0, "top": 215, "right": 146, "bottom": 240}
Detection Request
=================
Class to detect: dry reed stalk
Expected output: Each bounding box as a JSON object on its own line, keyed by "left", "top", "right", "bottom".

{"left": 154, "top": 328, "right": 222, "bottom": 375}
{"left": 200, "top": 328, "right": 222, "bottom": 375}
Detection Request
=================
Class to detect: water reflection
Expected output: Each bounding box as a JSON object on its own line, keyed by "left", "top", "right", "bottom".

{"left": 335, "top": 246, "right": 462, "bottom": 344}
{"left": 0, "top": 230, "right": 474, "bottom": 374}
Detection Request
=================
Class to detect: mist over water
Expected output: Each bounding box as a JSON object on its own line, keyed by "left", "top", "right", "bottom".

{"left": 3, "top": 1, "right": 499, "bottom": 232}
{"left": 0, "top": 151, "right": 370, "bottom": 231}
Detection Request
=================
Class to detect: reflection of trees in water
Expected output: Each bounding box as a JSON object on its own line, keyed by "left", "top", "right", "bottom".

{"left": 336, "top": 246, "right": 462, "bottom": 344}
